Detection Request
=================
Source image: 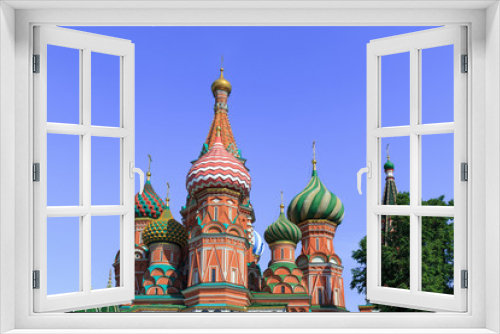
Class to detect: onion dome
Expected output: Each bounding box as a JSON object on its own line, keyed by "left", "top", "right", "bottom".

{"left": 135, "top": 159, "right": 166, "bottom": 219}
{"left": 264, "top": 202, "right": 302, "bottom": 245}
{"left": 384, "top": 159, "right": 395, "bottom": 171}
{"left": 142, "top": 192, "right": 187, "bottom": 247}
{"left": 252, "top": 230, "right": 265, "bottom": 257}
{"left": 186, "top": 127, "right": 251, "bottom": 196}
{"left": 384, "top": 143, "right": 395, "bottom": 170}
{"left": 211, "top": 67, "right": 232, "bottom": 97}
{"left": 287, "top": 143, "right": 344, "bottom": 225}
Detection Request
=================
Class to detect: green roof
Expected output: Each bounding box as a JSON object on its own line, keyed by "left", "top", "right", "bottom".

{"left": 264, "top": 211, "right": 301, "bottom": 245}
{"left": 287, "top": 169, "right": 344, "bottom": 225}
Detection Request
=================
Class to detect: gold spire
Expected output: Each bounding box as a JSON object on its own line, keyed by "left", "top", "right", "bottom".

{"left": 147, "top": 154, "right": 152, "bottom": 180}
{"left": 107, "top": 269, "right": 112, "bottom": 288}
{"left": 166, "top": 182, "right": 170, "bottom": 208}
{"left": 312, "top": 141, "right": 317, "bottom": 171}
{"left": 211, "top": 59, "right": 232, "bottom": 97}
{"left": 280, "top": 191, "right": 285, "bottom": 213}
{"left": 386, "top": 143, "right": 390, "bottom": 160}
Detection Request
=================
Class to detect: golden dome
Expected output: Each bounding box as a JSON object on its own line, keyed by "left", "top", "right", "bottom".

{"left": 211, "top": 68, "right": 232, "bottom": 97}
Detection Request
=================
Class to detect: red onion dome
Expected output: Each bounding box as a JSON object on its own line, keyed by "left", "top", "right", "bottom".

{"left": 187, "top": 127, "right": 251, "bottom": 196}
{"left": 135, "top": 172, "right": 166, "bottom": 219}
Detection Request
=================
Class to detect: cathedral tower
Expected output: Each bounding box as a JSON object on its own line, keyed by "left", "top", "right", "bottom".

{"left": 180, "top": 68, "right": 255, "bottom": 312}
{"left": 114, "top": 159, "right": 164, "bottom": 293}
{"left": 381, "top": 144, "right": 398, "bottom": 246}
{"left": 141, "top": 185, "right": 188, "bottom": 296}
{"left": 261, "top": 196, "right": 310, "bottom": 312}
{"left": 287, "top": 143, "right": 347, "bottom": 312}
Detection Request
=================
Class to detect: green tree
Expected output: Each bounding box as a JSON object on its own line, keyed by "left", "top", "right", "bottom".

{"left": 350, "top": 192, "right": 454, "bottom": 312}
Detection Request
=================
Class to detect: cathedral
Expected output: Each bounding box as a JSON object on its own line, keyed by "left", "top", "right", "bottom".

{"left": 113, "top": 68, "right": 348, "bottom": 312}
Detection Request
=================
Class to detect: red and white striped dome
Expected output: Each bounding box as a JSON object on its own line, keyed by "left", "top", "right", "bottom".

{"left": 187, "top": 132, "right": 251, "bottom": 196}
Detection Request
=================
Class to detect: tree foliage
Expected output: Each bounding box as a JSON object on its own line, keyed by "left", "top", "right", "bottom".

{"left": 350, "top": 192, "right": 454, "bottom": 312}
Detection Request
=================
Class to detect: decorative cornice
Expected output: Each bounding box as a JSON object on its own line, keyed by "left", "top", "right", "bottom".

{"left": 297, "top": 219, "right": 339, "bottom": 228}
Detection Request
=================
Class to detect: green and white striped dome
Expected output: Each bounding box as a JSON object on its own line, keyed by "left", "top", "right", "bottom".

{"left": 264, "top": 206, "right": 302, "bottom": 245}
{"left": 287, "top": 169, "right": 344, "bottom": 226}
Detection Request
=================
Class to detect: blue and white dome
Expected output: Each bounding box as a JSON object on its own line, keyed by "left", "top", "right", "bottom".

{"left": 252, "top": 230, "right": 265, "bottom": 257}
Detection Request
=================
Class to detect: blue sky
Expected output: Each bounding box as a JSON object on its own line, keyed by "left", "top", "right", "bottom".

{"left": 46, "top": 26, "right": 454, "bottom": 312}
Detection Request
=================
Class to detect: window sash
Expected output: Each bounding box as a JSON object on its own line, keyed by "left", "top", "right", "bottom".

{"left": 32, "top": 26, "right": 136, "bottom": 313}
{"left": 366, "top": 25, "right": 468, "bottom": 312}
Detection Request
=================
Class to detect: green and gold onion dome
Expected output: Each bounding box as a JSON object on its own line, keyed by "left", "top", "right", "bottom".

{"left": 264, "top": 202, "right": 302, "bottom": 245}
{"left": 142, "top": 192, "right": 187, "bottom": 248}
{"left": 287, "top": 153, "right": 344, "bottom": 226}
{"left": 211, "top": 67, "right": 232, "bottom": 96}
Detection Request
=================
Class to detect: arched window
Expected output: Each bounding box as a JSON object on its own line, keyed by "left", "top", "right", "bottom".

{"left": 211, "top": 268, "right": 216, "bottom": 282}
{"left": 281, "top": 286, "right": 285, "bottom": 294}
{"left": 318, "top": 290, "right": 323, "bottom": 304}
{"left": 281, "top": 249, "right": 284, "bottom": 259}
{"left": 193, "top": 269, "right": 198, "bottom": 285}
{"left": 316, "top": 237, "right": 319, "bottom": 249}
{"left": 228, "top": 207, "right": 232, "bottom": 221}
{"left": 231, "top": 269, "right": 237, "bottom": 283}
{"left": 214, "top": 207, "right": 218, "bottom": 221}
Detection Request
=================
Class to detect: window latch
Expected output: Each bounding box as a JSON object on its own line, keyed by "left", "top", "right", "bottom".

{"left": 357, "top": 162, "right": 372, "bottom": 195}
{"left": 129, "top": 162, "right": 145, "bottom": 195}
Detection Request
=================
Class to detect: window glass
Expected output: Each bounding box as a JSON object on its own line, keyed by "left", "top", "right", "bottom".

{"left": 421, "top": 134, "right": 454, "bottom": 205}
{"left": 381, "top": 52, "right": 410, "bottom": 127}
{"left": 47, "top": 134, "right": 80, "bottom": 206}
{"left": 91, "top": 216, "right": 120, "bottom": 290}
{"left": 421, "top": 45, "right": 454, "bottom": 124}
{"left": 47, "top": 217, "right": 80, "bottom": 295}
{"left": 47, "top": 45, "right": 80, "bottom": 124}
{"left": 91, "top": 52, "right": 120, "bottom": 127}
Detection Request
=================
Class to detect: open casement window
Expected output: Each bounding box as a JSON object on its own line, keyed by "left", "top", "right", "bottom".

{"left": 365, "top": 26, "right": 467, "bottom": 312}
{"left": 33, "top": 26, "right": 140, "bottom": 312}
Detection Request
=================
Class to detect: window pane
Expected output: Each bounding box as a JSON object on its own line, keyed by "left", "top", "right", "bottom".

{"left": 91, "top": 52, "right": 120, "bottom": 127}
{"left": 421, "top": 216, "right": 454, "bottom": 295}
{"left": 91, "top": 136, "right": 121, "bottom": 205}
{"left": 91, "top": 216, "right": 121, "bottom": 290}
{"left": 381, "top": 52, "right": 410, "bottom": 127}
{"left": 47, "top": 133, "right": 80, "bottom": 206}
{"left": 421, "top": 133, "right": 454, "bottom": 205}
{"left": 421, "top": 45, "right": 454, "bottom": 124}
{"left": 381, "top": 136, "right": 410, "bottom": 205}
{"left": 47, "top": 45, "right": 80, "bottom": 124}
{"left": 47, "top": 217, "right": 80, "bottom": 295}
{"left": 381, "top": 215, "right": 410, "bottom": 290}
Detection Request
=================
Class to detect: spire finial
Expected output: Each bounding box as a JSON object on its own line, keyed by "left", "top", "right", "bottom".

{"left": 219, "top": 55, "right": 225, "bottom": 77}
{"left": 280, "top": 191, "right": 285, "bottom": 213}
{"left": 166, "top": 182, "right": 170, "bottom": 207}
{"left": 147, "top": 154, "right": 152, "bottom": 180}
{"left": 107, "top": 269, "right": 112, "bottom": 288}
{"left": 386, "top": 143, "right": 390, "bottom": 160}
{"left": 312, "top": 141, "right": 317, "bottom": 171}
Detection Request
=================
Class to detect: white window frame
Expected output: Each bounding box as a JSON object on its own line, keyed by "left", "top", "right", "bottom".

{"left": 1, "top": 2, "right": 499, "bottom": 333}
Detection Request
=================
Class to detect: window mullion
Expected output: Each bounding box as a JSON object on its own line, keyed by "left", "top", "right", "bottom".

{"left": 409, "top": 47, "right": 420, "bottom": 294}
{"left": 81, "top": 47, "right": 92, "bottom": 294}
